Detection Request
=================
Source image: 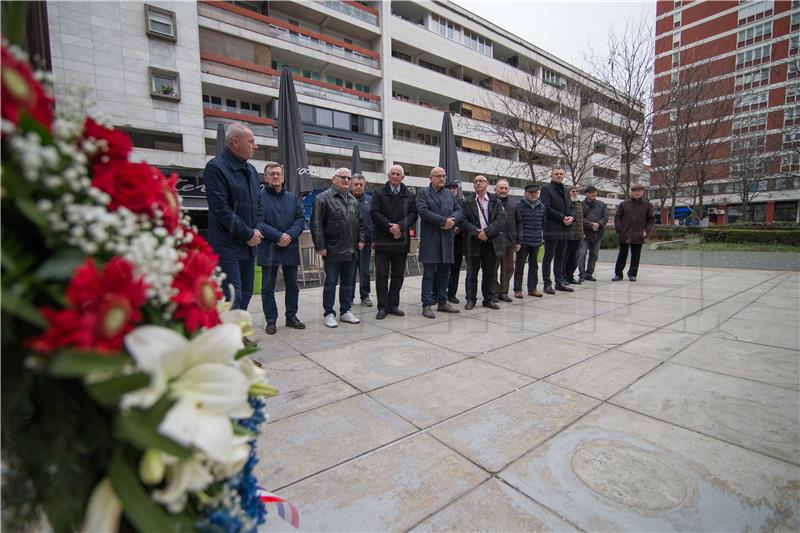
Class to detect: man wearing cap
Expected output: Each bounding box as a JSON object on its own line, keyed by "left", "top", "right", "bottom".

{"left": 417, "top": 166, "right": 463, "bottom": 318}
{"left": 493, "top": 179, "right": 522, "bottom": 303}
{"left": 579, "top": 185, "right": 607, "bottom": 281}
{"left": 514, "top": 183, "right": 547, "bottom": 298}
{"left": 613, "top": 183, "right": 655, "bottom": 282}
{"left": 540, "top": 166, "right": 575, "bottom": 294}
{"left": 564, "top": 186, "right": 585, "bottom": 284}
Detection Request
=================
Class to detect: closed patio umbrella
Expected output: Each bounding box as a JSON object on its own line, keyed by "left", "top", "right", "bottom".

{"left": 277, "top": 66, "right": 312, "bottom": 196}
{"left": 216, "top": 123, "right": 225, "bottom": 155}
{"left": 351, "top": 145, "right": 363, "bottom": 175}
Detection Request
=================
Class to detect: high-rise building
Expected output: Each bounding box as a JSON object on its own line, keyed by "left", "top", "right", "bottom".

{"left": 46, "top": 1, "right": 642, "bottom": 229}
{"left": 652, "top": 0, "right": 799, "bottom": 224}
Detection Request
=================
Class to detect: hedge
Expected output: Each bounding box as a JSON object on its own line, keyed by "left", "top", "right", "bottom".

{"left": 600, "top": 229, "right": 619, "bottom": 249}
{"left": 703, "top": 228, "right": 800, "bottom": 245}
{"left": 722, "top": 223, "right": 800, "bottom": 231}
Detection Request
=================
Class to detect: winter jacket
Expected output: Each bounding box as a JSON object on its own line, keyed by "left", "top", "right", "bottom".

{"left": 569, "top": 200, "right": 585, "bottom": 241}
{"left": 256, "top": 186, "right": 305, "bottom": 266}
{"left": 614, "top": 197, "right": 656, "bottom": 245}
{"left": 540, "top": 180, "right": 575, "bottom": 241}
{"left": 581, "top": 198, "right": 608, "bottom": 242}
{"left": 370, "top": 182, "right": 418, "bottom": 253}
{"left": 497, "top": 195, "right": 523, "bottom": 249}
{"left": 462, "top": 192, "right": 506, "bottom": 257}
{"left": 518, "top": 198, "right": 547, "bottom": 248}
{"left": 354, "top": 193, "right": 374, "bottom": 242}
{"left": 310, "top": 186, "right": 365, "bottom": 262}
{"left": 416, "top": 184, "right": 464, "bottom": 264}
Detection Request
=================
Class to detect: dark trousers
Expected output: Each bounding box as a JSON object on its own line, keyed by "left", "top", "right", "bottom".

{"left": 355, "top": 243, "right": 372, "bottom": 300}
{"left": 542, "top": 239, "right": 567, "bottom": 286}
{"left": 447, "top": 239, "right": 464, "bottom": 299}
{"left": 322, "top": 259, "right": 357, "bottom": 317}
{"left": 579, "top": 238, "right": 602, "bottom": 277}
{"left": 615, "top": 243, "right": 643, "bottom": 277}
{"left": 564, "top": 240, "right": 582, "bottom": 281}
{"left": 374, "top": 249, "right": 406, "bottom": 311}
{"left": 218, "top": 255, "right": 255, "bottom": 310}
{"left": 465, "top": 242, "right": 498, "bottom": 304}
{"left": 494, "top": 246, "right": 515, "bottom": 296}
{"left": 261, "top": 264, "right": 299, "bottom": 325}
{"left": 514, "top": 245, "right": 540, "bottom": 292}
{"left": 421, "top": 262, "right": 450, "bottom": 307}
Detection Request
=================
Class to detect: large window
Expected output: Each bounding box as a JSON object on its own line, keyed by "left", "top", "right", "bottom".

{"left": 737, "top": 1, "right": 773, "bottom": 24}
{"left": 786, "top": 105, "right": 800, "bottom": 125}
{"left": 735, "top": 44, "right": 771, "bottom": 68}
{"left": 787, "top": 84, "right": 800, "bottom": 103}
{"left": 737, "top": 21, "right": 772, "bottom": 47}
{"left": 735, "top": 67, "right": 769, "bottom": 89}
{"left": 542, "top": 67, "right": 564, "bottom": 87}
{"left": 145, "top": 4, "right": 177, "bottom": 41}
{"left": 734, "top": 90, "right": 768, "bottom": 111}
{"left": 297, "top": 103, "right": 381, "bottom": 136}
{"left": 315, "top": 107, "right": 333, "bottom": 128}
{"left": 430, "top": 13, "right": 492, "bottom": 56}
{"left": 731, "top": 112, "right": 767, "bottom": 133}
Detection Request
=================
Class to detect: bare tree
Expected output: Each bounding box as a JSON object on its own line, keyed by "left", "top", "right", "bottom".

{"left": 727, "top": 135, "right": 774, "bottom": 222}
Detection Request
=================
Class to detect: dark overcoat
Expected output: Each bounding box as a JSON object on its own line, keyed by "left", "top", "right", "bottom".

{"left": 256, "top": 186, "right": 305, "bottom": 266}
{"left": 416, "top": 184, "right": 463, "bottom": 264}
{"left": 462, "top": 192, "right": 506, "bottom": 257}
{"left": 615, "top": 197, "right": 656, "bottom": 245}
{"left": 370, "top": 182, "right": 418, "bottom": 253}
{"left": 539, "top": 180, "right": 575, "bottom": 241}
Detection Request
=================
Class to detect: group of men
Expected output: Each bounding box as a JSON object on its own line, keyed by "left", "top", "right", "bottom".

{"left": 204, "top": 123, "right": 656, "bottom": 334}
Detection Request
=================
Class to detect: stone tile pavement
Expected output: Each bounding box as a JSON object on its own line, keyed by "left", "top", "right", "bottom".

{"left": 247, "top": 261, "right": 800, "bottom": 532}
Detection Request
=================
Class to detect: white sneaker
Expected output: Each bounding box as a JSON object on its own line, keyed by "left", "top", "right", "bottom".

{"left": 324, "top": 314, "right": 338, "bottom": 328}
{"left": 340, "top": 311, "right": 361, "bottom": 324}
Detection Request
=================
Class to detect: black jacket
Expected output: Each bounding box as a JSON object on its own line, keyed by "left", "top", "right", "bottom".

{"left": 497, "top": 195, "right": 522, "bottom": 248}
{"left": 462, "top": 192, "right": 506, "bottom": 257}
{"left": 581, "top": 198, "right": 608, "bottom": 242}
{"left": 355, "top": 193, "right": 374, "bottom": 242}
{"left": 540, "top": 180, "right": 575, "bottom": 241}
{"left": 310, "top": 186, "right": 365, "bottom": 262}
{"left": 370, "top": 182, "right": 418, "bottom": 253}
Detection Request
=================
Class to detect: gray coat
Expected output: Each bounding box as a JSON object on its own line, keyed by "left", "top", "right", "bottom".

{"left": 416, "top": 184, "right": 464, "bottom": 264}
{"left": 497, "top": 195, "right": 522, "bottom": 248}
{"left": 581, "top": 198, "right": 608, "bottom": 242}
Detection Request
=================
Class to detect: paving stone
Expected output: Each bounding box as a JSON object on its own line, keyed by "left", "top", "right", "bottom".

{"left": 276, "top": 316, "right": 391, "bottom": 354}
{"left": 479, "top": 334, "right": 607, "bottom": 378}
{"left": 370, "top": 358, "right": 533, "bottom": 428}
{"left": 550, "top": 317, "right": 656, "bottom": 347}
{"left": 500, "top": 404, "right": 800, "bottom": 531}
{"left": 262, "top": 434, "right": 488, "bottom": 532}
{"left": 248, "top": 334, "right": 301, "bottom": 363}
{"left": 306, "top": 333, "right": 464, "bottom": 391}
{"left": 616, "top": 329, "right": 702, "bottom": 360}
{"left": 404, "top": 316, "right": 534, "bottom": 356}
{"left": 734, "top": 302, "right": 800, "bottom": 326}
{"left": 256, "top": 395, "right": 416, "bottom": 490}
{"left": 570, "top": 287, "right": 657, "bottom": 305}
{"left": 477, "top": 306, "right": 582, "bottom": 334}
{"left": 430, "top": 382, "right": 598, "bottom": 472}
{"left": 546, "top": 350, "right": 663, "bottom": 400}
{"left": 713, "top": 317, "right": 800, "bottom": 350}
{"left": 532, "top": 295, "right": 624, "bottom": 316}
{"left": 611, "top": 363, "right": 800, "bottom": 464}
{"left": 411, "top": 478, "right": 575, "bottom": 532}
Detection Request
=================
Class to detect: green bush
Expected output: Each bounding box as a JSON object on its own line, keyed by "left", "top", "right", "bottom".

{"left": 703, "top": 228, "right": 800, "bottom": 246}
{"left": 721, "top": 223, "right": 800, "bottom": 231}
{"left": 600, "top": 229, "right": 619, "bottom": 249}
{"left": 653, "top": 225, "right": 688, "bottom": 240}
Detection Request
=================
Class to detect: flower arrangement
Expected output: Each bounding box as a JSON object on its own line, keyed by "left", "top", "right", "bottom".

{"left": 1, "top": 43, "right": 281, "bottom": 532}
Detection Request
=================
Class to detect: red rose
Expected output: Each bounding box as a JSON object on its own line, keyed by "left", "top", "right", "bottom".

{"left": 180, "top": 227, "right": 215, "bottom": 257}
{"left": 82, "top": 117, "right": 132, "bottom": 163}
{"left": 1, "top": 45, "right": 54, "bottom": 129}
{"left": 171, "top": 251, "right": 222, "bottom": 333}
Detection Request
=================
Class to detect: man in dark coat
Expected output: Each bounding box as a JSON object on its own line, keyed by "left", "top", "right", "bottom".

{"left": 257, "top": 162, "right": 306, "bottom": 335}
{"left": 310, "top": 168, "right": 365, "bottom": 327}
{"left": 351, "top": 174, "right": 374, "bottom": 307}
{"left": 370, "top": 164, "right": 418, "bottom": 320}
{"left": 564, "top": 186, "right": 585, "bottom": 284}
{"left": 493, "top": 179, "right": 522, "bottom": 302}
{"left": 579, "top": 185, "right": 608, "bottom": 281}
{"left": 540, "top": 167, "right": 575, "bottom": 294}
{"left": 462, "top": 175, "right": 506, "bottom": 310}
{"left": 514, "top": 183, "right": 547, "bottom": 298}
{"left": 203, "top": 123, "right": 263, "bottom": 311}
{"left": 416, "top": 166, "right": 463, "bottom": 319}
{"left": 613, "top": 183, "right": 655, "bottom": 282}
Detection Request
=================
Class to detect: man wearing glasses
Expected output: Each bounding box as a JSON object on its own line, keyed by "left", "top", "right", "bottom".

{"left": 310, "top": 168, "right": 365, "bottom": 328}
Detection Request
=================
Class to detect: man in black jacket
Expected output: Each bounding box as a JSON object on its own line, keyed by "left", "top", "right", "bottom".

{"left": 539, "top": 167, "right": 575, "bottom": 294}
{"left": 493, "top": 179, "right": 522, "bottom": 302}
{"left": 462, "top": 175, "right": 506, "bottom": 310}
{"left": 369, "top": 165, "right": 418, "bottom": 320}
{"left": 351, "top": 174, "right": 374, "bottom": 307}
{"left": 579, "top": 185, "right": 608, "bottom": 281}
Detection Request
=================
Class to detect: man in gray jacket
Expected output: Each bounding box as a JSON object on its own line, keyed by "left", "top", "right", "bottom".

{"left": 579, "top": 185, "right": 608, "bottom": 282}
{"left": 493, "top": 179, "right": 522, "bottom": 303}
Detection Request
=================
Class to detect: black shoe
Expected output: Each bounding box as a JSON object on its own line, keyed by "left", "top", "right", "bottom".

{"left": 422, "top": 306, "right": 435, "bottom": 319}
{"left": 628, "top": 275, "right": 637, "bottom": 282}
{"left": 361, "top": 297, "right": 373, "bottom": 307}
{"left": 498, "top": 294, "right": 513, "bottom": 303}
{"left": 584, "top": 275, "right": 596, "bottom": 281}
{"left": 544, "top": 285, "right": 556, "bottom": 295}
{"left": 483, "top": 301, "right": 500, "bottom": 310}
{"left": 465, "top": 301, "right": 476, "bottom": 310}
{"left": 375, "top": 308, "right": 388, "bottom": 320}
{"left": 437, "top": 302, "right": 460, "bottom": 313}
{"left": 447, "top": 296, "right": 460, "bottom": 304}
{"left": 612, "top": 275, "right": 623, "bottom": 281}
{"left": 265, "top": 324, "right": 277, "bottom": 335}
{"left": 285, "top": 317, "right": 306, "bottom": 329}
{"left": 387, "top": 307, "right": 405, "bottom": 316}
{"left": 566, "top": 278, "right": 582, "bottom": 285}
{"left": 243, "top": 336, "right": 257, "bottom": 347}
{"left": 555, "top": 284, "right": 574, "bottom": 292}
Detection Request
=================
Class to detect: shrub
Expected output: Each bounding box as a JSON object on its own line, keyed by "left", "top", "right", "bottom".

{"left": 703, "top": 228, "right": 800, "bottom": 246}
{"left": 653, "top": 225, "right": 688, "bottom": 240}
{"left": 600, "top": 229, "right": 619, "bottom": 249}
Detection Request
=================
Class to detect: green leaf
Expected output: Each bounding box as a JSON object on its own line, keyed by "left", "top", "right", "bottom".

{"left": 18, "top": 112, "right": 54, "bottom": 145}
{"left": 85, "top": 373, "right": 150, "bottom": 406}
{"left": 1, "top": 2, "right": 28, "bottom": 46}
{"left": 235, "top": 345, "right": 258, "bottom": 360}
{"left": 14, "top": 197, "right": 49, "bottom": 230}
{"left": 48, "top": 350, "right": 128, "bottom": 378}
{"left": 34, "top": 249, "right": 85, "bottom": 281}
{"left": 115, "top": 409, "right": 192, "bottom": 460}
{"left": 109, "top": 448, "right": 191, "bottom": 533}
{"left": 0, "top": 288, "right": 47, "bottom": 328}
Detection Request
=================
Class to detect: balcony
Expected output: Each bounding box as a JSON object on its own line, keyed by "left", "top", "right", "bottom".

{"left": 200, "top": 53, "right": 380, "bottom": 111}
{"left": 314, "top": 0, "right": 379, "bottom": 26}
{"left": 198, "top": 1, "right": 380, "bottom": 69}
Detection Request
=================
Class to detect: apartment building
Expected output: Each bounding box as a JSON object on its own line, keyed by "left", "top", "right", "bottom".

{"left": 46, "top": 0, "right": 640, "bottom": 227}
{"left": 651, "top": 0, "right": 800, "bottom": 224}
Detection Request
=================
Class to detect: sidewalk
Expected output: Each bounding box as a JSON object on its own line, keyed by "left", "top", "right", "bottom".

{"left": 248, "top": 262, "right": 799, "bottom": 531}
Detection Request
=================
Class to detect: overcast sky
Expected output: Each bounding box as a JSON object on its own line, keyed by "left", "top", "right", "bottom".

{"left": 450, "top": 1, "right": 656, "bottom": 72}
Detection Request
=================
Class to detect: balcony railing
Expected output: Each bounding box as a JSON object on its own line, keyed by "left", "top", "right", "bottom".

{"left": 198, "top": 1, "right": 380, "bottom": 69}
{"left": 315, "top": 0, "right": 379, "bottom": 26}
{"left": 200, "top": 52, "right": 381, "bottom": 111}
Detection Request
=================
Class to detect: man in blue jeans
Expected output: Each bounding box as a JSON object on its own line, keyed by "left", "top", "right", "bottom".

{"left": 351, "top": 174, "right": 374, "bottom": 307}
{"left": 310, "top": 168, "right": 365, "bottom": 328}
{"left": 257, "top": 162, "right": 307, "bottom": 335}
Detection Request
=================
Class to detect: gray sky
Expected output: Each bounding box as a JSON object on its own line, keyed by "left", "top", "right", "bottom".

{"left": 450, "top": 1, "right": 656, "bottom": 72}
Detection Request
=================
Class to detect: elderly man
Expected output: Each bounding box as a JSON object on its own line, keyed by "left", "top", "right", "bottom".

{"left": 613, "top": 183, "right": 655, "bottom": 282}
{"left": 540, "top": 166, "right": 575, "bottom": 294}
{"left": 370, "top": 165, "right": 417, "bottom": 319}
{"left": 417, "top": 166, "right": 463, "bottom": 319}
{"left": 514, "top": 183, "right": 547, "bottom": 298}
{"left": 463, "top": 175, "right": 506, "bottom": 310}
{"left": 564, "top": 186, "right": 585, "bottom": 285}
{"left": 203, "top": 122, "right": 263, "bottom": 313}
{"left": 351, "top": 174, "right": 374, "bottom": 307}
{"left": 310, "top": 168, "right": 365, "bottom": 327}
{"left": 493, "top": 179, "right": 522, "bottom": 303}
{"left": 257, "top": 162, "right": 306, "bottom": 335}
{"left": 579, "top": 185, "right": 608, "bottom": 281}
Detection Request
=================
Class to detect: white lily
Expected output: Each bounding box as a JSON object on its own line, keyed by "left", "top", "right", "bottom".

{"left": 81, "top": 478, "right": 122, "bottom": 533}
{"left": 153, "top": 454, "right": 214, "bottom": 513}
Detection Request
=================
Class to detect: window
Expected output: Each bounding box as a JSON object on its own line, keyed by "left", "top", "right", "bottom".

{"left": 786, "top": 105, "right": 800, "bottom": 125}
{"left": 392, "top": 49, "right": 412, "bottom": 61}
{"left": 737, "top": 21, "right": 772, "bottom": 47}
{"left": 674, "top": 11, "right": 681, "bottom": 27}
{"left": 672, "top": 51, "right": 680, "bottom": 67}
{"left": 789, "top": 59, "right": 799, "bottom": 79}
{"left": 731, "top": 112, "right": 767, "bottom": 132}
{"left": 671, "top": 71, "right": 679, "bottom": 84}
{"left": 145, "top": 4, "right": 176, "bottom": 41}
{"left": 240, "top": 101, "right": 261, "bottom": 117}
{"left": 731, "top": 134, "right": 765, "bottom": 154}
{"left": 333, "top": 111, "right": 350, "bottom": 130}
{"left": 784, "top": 127, "right": 800, "bottom": 145}
{"left": 362, "top": 117, "right": 381, "bottom": 136}
{"left": 790, "top": 35, "right": 799, "bottom": 55}
{"left": 673, "top": 32, "right": 680, "bottom": 48}
{"left": 202, "top": 94, "right": 222, "bottom": 110}
{"left": 782, "top": 152, "right": 800, "bottom": 172}
{"left": 419, "top": 59, "right": 446, "bottom": 75}
{"left": 733, "top": 90, "right": 768, "bottom": 111}
{"left": 792, "top": 12, "right": 800, "bottom": 31}
{"left": 542, "top": 68, "right": 563, "bottom": 87}
{"left": 299, "top": 103, "right": 314, "bottom": 123}
{"left": 149, "top": 67, "right": 180, "bottom": 101}
{"left": 735, "top": 44, "right": 771, "bottom": 68}
{"left": 417, "top": 133, "right": 439, "bottom": 146}
{"left": 787, "top": 84, "right": 800, "bottom": 103}
{"left": 226, "top": 99, "right": 237, "bottom": 113}
{"left": 738, "top": 1, "right": 773, "bottom": 24}
{"left": 393, "top": 126, "right": 411, "bottom": 139}
{"left": 315, "top": 107, "right": 333, "bottom": 127}
{"left": 116, "top": 127, "right": 183, "bottom": 152}
{"left": 735, "top": 67, "right": 769, "bottom": 89}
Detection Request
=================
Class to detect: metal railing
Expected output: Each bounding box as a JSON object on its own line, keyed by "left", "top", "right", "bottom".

{"left": 316, "top": 0, "right": 379, "bottom": 26}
